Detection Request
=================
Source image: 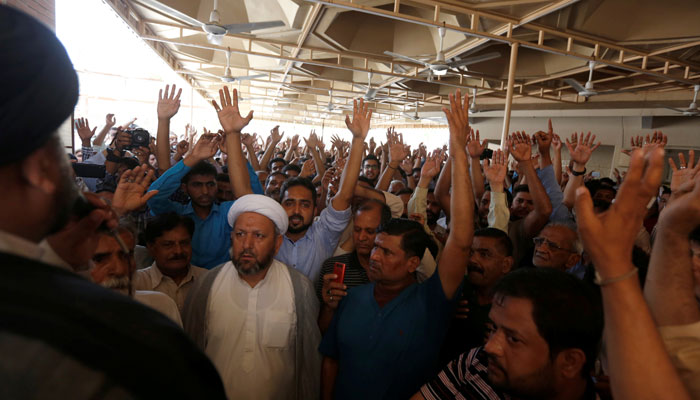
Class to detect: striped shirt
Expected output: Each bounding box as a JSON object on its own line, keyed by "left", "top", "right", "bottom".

{"left": 314, "top": 252, "right": 368, "bottom": 301}
{"left": 420, "top": 347, "right": 509, "bottom": 400}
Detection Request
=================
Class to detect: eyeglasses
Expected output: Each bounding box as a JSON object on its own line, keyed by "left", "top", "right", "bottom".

{"left": 533, "top": 237, "right": 573, "bottom": 252}
{"left": 364, "top": 165, "right": 380, "bottom": 170}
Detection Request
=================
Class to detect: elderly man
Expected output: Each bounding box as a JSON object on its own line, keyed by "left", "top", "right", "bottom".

{"left": 532, "top": 223, "right": 582, "bottom": 272}
{"left": 133, "top": 213, "right": 208, "bottom": 311}
{"left": 183, "top": 194, "right": 320, "bottom": 400}
{"left": 0, "top": 6, "right": 225, "bottom": 398}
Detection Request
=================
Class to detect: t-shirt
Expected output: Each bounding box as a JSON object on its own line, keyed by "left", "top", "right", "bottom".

{"left": 315, "top": 252, "right": 369, "bottom": 301}
{"left": 319, "top": 272, "right": 457, "bottom": 399}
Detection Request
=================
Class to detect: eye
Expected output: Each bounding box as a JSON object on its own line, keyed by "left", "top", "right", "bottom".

{"left": 507, "top": 335, "right": 521, "bottom": 344}
{"left": 255, "top": 233, "right": 265, "bottom": 239}
{"left": 235, "top": 231, "right": 246, "bottom": 237}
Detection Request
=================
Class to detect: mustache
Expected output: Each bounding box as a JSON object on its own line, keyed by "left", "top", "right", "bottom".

{"left": 289, "top": 214, "right": 303, "bottom": 220}
{"left": 100, "top": 276, "right": 130, "bottom": 290}
{"left": 168, "top": 253, "right": 187, "bottom": 261}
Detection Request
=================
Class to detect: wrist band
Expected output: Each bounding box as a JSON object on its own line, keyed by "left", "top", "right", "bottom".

{"left": 594, "top": 267, "right": 638, "bottom": 286}
{"left": 387, "top": 164, "right": 398, "bottom": 170}
{"left": 571, "top": 167, "right": 586, "bottom": 176}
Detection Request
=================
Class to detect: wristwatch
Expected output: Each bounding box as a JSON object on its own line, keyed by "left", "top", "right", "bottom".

{"left": 570, "top": 168, "right": 587, "bottom": 177}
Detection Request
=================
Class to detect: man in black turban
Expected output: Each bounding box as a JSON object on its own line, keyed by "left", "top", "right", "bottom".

{"left": 0, "top": 6, "right": 226, "bottom": 399}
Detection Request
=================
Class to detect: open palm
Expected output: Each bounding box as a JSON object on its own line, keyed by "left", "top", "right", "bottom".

{"left": 213, "top": 86, "right": 253, "bottom": 133}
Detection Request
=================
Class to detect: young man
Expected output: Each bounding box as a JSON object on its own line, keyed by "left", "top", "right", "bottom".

{"left": 362, "top": 154, "right": 381, "bottom": 186}
{"left": 319, "top": 90, "right": 475, "bottom": 400}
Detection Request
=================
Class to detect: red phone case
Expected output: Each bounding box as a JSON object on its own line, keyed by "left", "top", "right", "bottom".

{"left": 333, "top": 262, "right": 346, "bottom": 284}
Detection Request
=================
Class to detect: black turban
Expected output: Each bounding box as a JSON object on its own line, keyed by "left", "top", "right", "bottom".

{"left": 0, "top": 5, "right": 79, "bottom": 165}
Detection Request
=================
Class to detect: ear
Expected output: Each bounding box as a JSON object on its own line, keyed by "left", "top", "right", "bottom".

{"left": 501, "top": 256, "right": 514, "bottom": 275}
{"left": 20, "top": 147, "right": 58, "bottom": 195}
{"left": 406, "top": 254, "right": 421, "bottom": 274}
{"left": 566, "top": 253, "right": 581, "bottom": 269}
{"left": 180, "top": 182, "right": 187, "bottom": 193}
{"left": 555, "top": 348, "right": 586, "bottom": 379}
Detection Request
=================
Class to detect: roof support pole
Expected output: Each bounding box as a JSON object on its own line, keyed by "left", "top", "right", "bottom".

{"left": 501, "top": 42, "right": 519, "bottom": 148}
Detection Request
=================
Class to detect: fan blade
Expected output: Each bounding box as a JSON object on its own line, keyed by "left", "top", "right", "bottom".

{"left": 563, "top": 78, "right": 587, "bottom": 93}
{"left": 223, "top": 20, "right": 285, "bottom": 34}
{"left": 136, "top": 0, "right": 204, "bottom": 27}
{"left": 233, "top": 74, "right": 267, "bottom": 81}
{"left": 660, "top": 106, "right": 688, "bottom": 113}
{"left": 402, "top": 113, "right": 419, "bottom": 120}
{"left": 448, "top": 52, "right": 501, "bottom": 68}
{"left": 383, "top": 51, "right": 430, "bottom": 67}
{"left": 178, "top": 69, "right": 222, "bottom": 80}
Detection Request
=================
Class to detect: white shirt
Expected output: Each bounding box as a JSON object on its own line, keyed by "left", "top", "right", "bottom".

{"left": 133, "top": 262, "right": 207, "bottom": 311}
{"left": 0, "top": 230, "right": 72, "bottom": 270}
{"left": 134, "top": 290, "right": 183, "bottom": 327}
{"left": 206, "top": 259, "right": 297, "bottom": 400}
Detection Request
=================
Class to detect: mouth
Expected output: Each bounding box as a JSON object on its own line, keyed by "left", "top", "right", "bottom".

{"left": 289, "top": 215, "right": 303, "bottom": 225}
{"left": 534, "top": 251, "right": 549, "bottom": 260}
{"left": 469, "top": 263, "right": 484, "bottom": 274}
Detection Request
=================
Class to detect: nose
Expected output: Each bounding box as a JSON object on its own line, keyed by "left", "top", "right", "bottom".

{"left": 294, "top": 203, "right": 302, "bottom": 215}
{"left": 370, "top": 248, "right": 381, "bottom": 262}
{"left": 484, "top": 330, "right": 504, "bottom": 358}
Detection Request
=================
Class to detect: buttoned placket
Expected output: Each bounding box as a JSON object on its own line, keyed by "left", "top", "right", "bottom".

{"left": 242, "top": 285, "right": 258, "bottom": 373}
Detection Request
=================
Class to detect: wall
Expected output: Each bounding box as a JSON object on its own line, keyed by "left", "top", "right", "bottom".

{"left": 5, "top": 0, "right": 55, "bottom": 30}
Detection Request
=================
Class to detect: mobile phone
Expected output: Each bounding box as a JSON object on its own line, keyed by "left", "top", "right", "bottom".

{"left": 592, "top": 171, "right": 601, "bottom": 178}
{"left": 333, "top": 262, "right": 346, "bottom": 284}
{"left": 72, "top": 163, "right": 106, "bottom": 179}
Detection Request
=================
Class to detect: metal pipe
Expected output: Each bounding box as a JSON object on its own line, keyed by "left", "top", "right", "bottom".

{"left": 501, "top": 43, "right": 519, "bottom": 148}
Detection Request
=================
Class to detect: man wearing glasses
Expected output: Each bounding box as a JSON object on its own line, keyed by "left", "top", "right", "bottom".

{"left": 531, "top": 223, "right": 582, "bottom": 272}
{"left": 361, "top": 155, "right": 381, "bottom": 186}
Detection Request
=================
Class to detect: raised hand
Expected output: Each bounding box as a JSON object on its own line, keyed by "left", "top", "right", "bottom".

{"left": 300, "top": 159, "right": 316, "bottom": 178}
{"left": 660, "top": 171, "right": 700, "bottom": 234}
{"left": 112, "top": 165, "right": 159, "bottom": 216}
{"left": 420, "top": 152, "right": 441, "bottom": 182}
{"left": 507, "top": 131, "right": 532, "bottom": 162}
{"left": 388, "top": 132, "right": 409, "bottom": 165}
{"left": 565, "top": 132, "right": 601, "bottom": 167}
{"left": 75, "top": 118, "right": 96, "bottom": 145}
{"left": 270, "top": 125, "right": 284, "bottom": 144}
{"left": 105, "top": 113, "right": 116, "bottom": 128}
{"left": 157, "top": 84, "right": 182, "bottom": 120}
{"left": 575, "top": 147, "right": 665, "bottom": 268}
{"left": 622, "top": 131, "right": 667, "bottom": 156}
{"left": 369, "top": 137, "right": 376, "bottom": 153}
{"left": 668, "top": 150, "right": 700, "bottom": 192}
{"left": 304, "top": 130, "right": 319, "bottom": 149}
{"left": 190, "top": 133, "right": 222, "bottom": 161}
{"left": 212, "top": 86, "right": 254, "bottom": 133}
{"left": 466, "top": 128, "right": 486, "bottom": 159}
{"left": 442, "top": 89, "right": 470, "bottom": 155}
{"left": 241, "top": 133, "right": 256, "bottom": 148}
{"left": 291, "top": 134, "right": 300, "bottom": 150}
{"left": 345, "top": 98, "right": 372, "bottom": 139}
{"left": 483, "top": 149, "right": 507, "bottom": 191}
{"left": 552, "top": 133, "right": 562, "bottom": 152}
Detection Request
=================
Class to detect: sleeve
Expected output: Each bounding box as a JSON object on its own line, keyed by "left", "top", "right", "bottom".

{"left": 537, "top": 165, "right": 574, "bottom": 224}
{"left": 248, "top": 160, "right": 264, "bottom": 195}
{"left": 147, "top": 160, "right": 190, "bottom": 215}
{"left": 383, "top": 191, "right": 405, "bottom": 218}
{"left": 659, "top": 321, "right": 700, "bottom": 398}
{"left": 488, "top": 191, "right": 510, "bottom": 233}
{"left": 81, "top": 145, "right": 95, "bottom": 161}
{"left": 419, "top": 352, "right": 469, "bottom": 400}
{"left": 316, "top": 204, "right": 353, "bottom": 253}
{"left": 408, "top": 186, "right": 428, "bottom": 218}
{"left": 318, "top": 296, "right": 347, "bottom": 359}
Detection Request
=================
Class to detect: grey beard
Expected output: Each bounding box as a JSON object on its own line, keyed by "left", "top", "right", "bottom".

{"left": 100, "top": 276, "right": 132, "bottom": 296}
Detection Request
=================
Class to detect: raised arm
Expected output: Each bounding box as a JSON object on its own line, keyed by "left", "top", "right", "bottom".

{"left": 551, "top": 123, "right": 563, "bottom": 184}
{"left": 439, "top": 90, "right": 474, "bottom": 299}
{"left": 508, "top": 131, "right": 552, "bottom": 238}
{"left": 562, "top": 132, "right": 600, "bottom": 209}
{"left": 260, "top": 126, "right": 283, "bottom": 171}
{"left": 332, "top": 99, "right": 372, "bottom": 211}
{"left": 376, "top": 130, "right": 408, "bottom": 191}
{"left": 304, "top": 130, "right": 327, "bottom": 179}
{"left": 93, "top": 113, "right": 116, "bottom": 147}
{"left": 466, "top": 128, "right": 487, "bottom": 203}
{"left": 241, "top": 133, "right": 262, "bottom": 171}
{"left": 156, "top": 84, "right": 182, "bottom": 172}
{"left": 575, "top": 147, "right": 690, "bottom": 400}
{"left": 285, "top": 135, "right": 300, "bottom": 162}
{"left": 434, "top": 156, "right": 452, "bottom": 219}
{"left": 212, "top": 86, "right": 254, "bottom": 198}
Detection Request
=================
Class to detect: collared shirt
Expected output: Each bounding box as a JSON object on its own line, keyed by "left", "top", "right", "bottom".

{"left": 319, "top": 272, "right": 457, "bottom": 400}
{"left": 0, "top": 230, "right": 71, "bottom": 271}
{"left": 147, "top": 160, "right": 263, "bottom": 269}
{"left": 206, "top": 260, "right": 297, "bottom": 400}
{"left": 134, "top": 290, "right": 183, "bottom": 327}
{"left": 276, "top": 204, "right": 352, "bottom": 283}
{"left": 133, "top": 262, "right": 208, "bottom": 311}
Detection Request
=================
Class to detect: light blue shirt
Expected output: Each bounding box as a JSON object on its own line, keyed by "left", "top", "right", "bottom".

{"left": 536, "top": 164, "right": 576, "bottom": 227}
{"left": 147, "top": 160, "right": 263, "bottom": 269}
{"left": 275, "top": 204, "right": 352, "bottom": 282}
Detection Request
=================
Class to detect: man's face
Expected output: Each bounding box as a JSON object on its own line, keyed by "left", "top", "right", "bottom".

{"left": 388, "top": 180, "right": 405, "bottom": 195}
{"left": 184, "top": 174, "right": 216, "bottom": 208}
{"left": 91, "top": 231, "right": 136, "bottom": 295}
{"left": 468, "top": 236, "right": 511, "bottom": 289}
{"left": 147, "top": 226, "right": 192, "bottom": 276}
{"left": 285, "top": 168, "right": 300, "bottom": 178}
{"left": 368, "top": 232, "right": 416, "bottom": 284}
{"left": 265, "top": 174, "right": 286, "bottom": 200}
{"left": 532, "top": 226, "right": 579, "bottom": 270}
{"left": 426, "top": 193, "right": 442, "bottom": 226}
{"left": 231, "top": 212, "right": 280, "bottom": 276}
{"left": 592, "top": 188, "right": 615, "bottom": 208}
{"left": 281, "top": 185, "right": 315, "bottom": 234}
{"left": 362, "top": 159, "right": 380, "bottom": 180}
{"left": 510, "top": 191, "right": 534, "bottom": 220}
{"left": 216, "top": 180, "right": 234, "bottom": 202}
{"left": 271, "top": 161, "right": 285, "bottom": 173}
{"left": 484, "top": 296, "right": 556, "bottom": 398}
{"left": 478, "top": 191, "right": 491, "bottom": 227}
{"left": 48, "top": 137, "right": 81, "bottom": 235}
{"left": 353, "top": 208, "right": 382, "bottom": 258}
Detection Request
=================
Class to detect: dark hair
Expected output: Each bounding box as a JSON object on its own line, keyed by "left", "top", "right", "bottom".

{"left": 599, "top": 177, "right": 616, "bottom": 187}
{"left": 362, "top": 154, "right": 379, "bottom": 165}
{"left": 268, "top": 157, "right": 287, "bottom": 169}
{"left": 282, "top": 163, "right": 301, "bottom": 175}
{"left": 182, "top": 161, "right": 217, "bottom": 184}
{"left": 690, "top": 226, "right": 700, "bottom": 243}
{"left": 378, "top": 218, "right": 431, "bottom": 259}
{"left": 493, "top": 268, "right": 603, "bottom": 377}
{"left": 397, "top": 188, "right": 413, "bottom": 196}
{"left": 215, "top": 173, "right": 229, "bottom": 183}
{"left": 281, "top": 176, "right": 317, "bottom": 206}
{"left": 355, "top": 198, "right": 392, "bottom": 229}
{"left": 265, "top": 171, "right": 287, "bottom": 186}
{"left": 144, "top": 213, "right": 195, "bottom": 244}
{"left": 474, "top": 227, "right": 514, "bottom": 257}
{"left": 512, "top": 184, "right": 530, "bottom": 196}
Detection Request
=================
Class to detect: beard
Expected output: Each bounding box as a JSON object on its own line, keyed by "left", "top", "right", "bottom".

{"left": 99, "top": 276, "right": 132, "bottom": 296}
{"left": 49, "top": 139, "right": 81, "bottom": 235}
{"left": 233, "top": 249, "right": 275, "bottom": 276}
{"left": 426, "top": 210, "right": 439, "bottom": 226}
{"left": 487, "top": 355, "right": 556, "bottom": 399}
{"left": 287, "top": 214, "right": 311, "bottom": 234}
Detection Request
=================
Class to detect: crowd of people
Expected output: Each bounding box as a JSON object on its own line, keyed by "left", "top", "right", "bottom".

{"left": 2, "top": 5, "right": 700, "bottom": 400}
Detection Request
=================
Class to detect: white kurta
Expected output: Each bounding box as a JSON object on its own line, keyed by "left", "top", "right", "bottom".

{"left": 206, "top": 259, "right": 297, "bottom": 400}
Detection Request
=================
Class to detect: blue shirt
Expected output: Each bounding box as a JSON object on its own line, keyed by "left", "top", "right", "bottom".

{"left": 319, "top": 272, "right": 457, "bottom": 400}
{"left": 275, "top": 204, "right": 351, "bottom": 282}
{"left": 536, "top": 164, "right": 576, "bottom": 227}
{"left": 147, "top": 160, "right": 263, "bottom": 269}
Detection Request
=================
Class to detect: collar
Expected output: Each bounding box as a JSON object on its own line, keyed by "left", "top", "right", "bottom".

{"left": 0, "top": 230, "right": 72, "bottom": 271}
{"left": 183, "top": 202, "right": 219, "bottom": 219}
{"left": 149, "top": 261, "right": 196, "bottom": 287}
{"left": 231, "top": 259, "right": 282, "bottom": 289}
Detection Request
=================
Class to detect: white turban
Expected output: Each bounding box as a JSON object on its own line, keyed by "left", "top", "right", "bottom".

{"left": 227, "top": 194, "right": 288, "bottom": 234}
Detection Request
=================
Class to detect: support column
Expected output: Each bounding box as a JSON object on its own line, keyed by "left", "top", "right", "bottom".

{"left": 500, "top": 43, "right": 519, "bottom": 148}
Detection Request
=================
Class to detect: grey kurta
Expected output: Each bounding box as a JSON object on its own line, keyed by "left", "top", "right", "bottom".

{"left": 182, "top": 262, "right": 321, "bottom": 400}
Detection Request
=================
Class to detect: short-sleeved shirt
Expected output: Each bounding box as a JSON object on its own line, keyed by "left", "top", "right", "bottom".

{"left": 319, "top": 272, "right": 457, "bottom": 400}
{"left": 314, "top": 252, "right": 369, "bottom": 301}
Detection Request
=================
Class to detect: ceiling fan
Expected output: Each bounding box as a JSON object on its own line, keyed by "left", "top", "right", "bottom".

{"left": 322, "top": 90, "right": 353, "bottom": 112}
{"left": 137, "top": 0, "right": 285, "bottom": 45}
{"left": 401, "top": 102, "right": 443, "bottom": 123}
{"left": 384, "top": 26, "right": 500, "bottom": 76}
{"left": 659, "top": 85, "right": 700, "bottom": 116}
{"left": 356, "top": 71, "right": 391, "bottom": 102}
{"left": 563, "top": 61, "right": 643, "bottom": 98}
{"left": 179, "top": 48, "right": 265, "bottom": 83}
